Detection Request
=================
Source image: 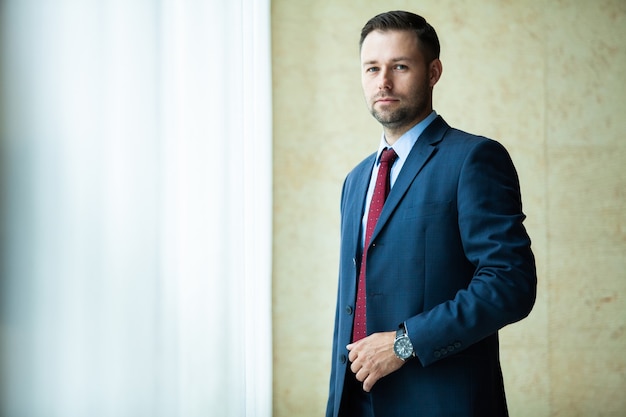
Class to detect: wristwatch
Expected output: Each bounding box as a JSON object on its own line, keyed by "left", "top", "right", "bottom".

{"left": 393, "top": 324, "right": 414, "bottom": 361}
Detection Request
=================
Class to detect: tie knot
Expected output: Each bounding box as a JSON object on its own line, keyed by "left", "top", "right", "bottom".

{"left": 380, "top": 147, "right": 398, "bottom": 165}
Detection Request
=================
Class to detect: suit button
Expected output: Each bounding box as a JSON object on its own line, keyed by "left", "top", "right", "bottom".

{"left": 345, "top": 306, "right": 353, "bottom": 315}
{"left": 440, "top": 348, "right": 448, "bottom": 356}
{"left": 340, "top": 355, "right": 347, "bottom": 364}
{"left": 447, "top": 345, "right": 454, "bottom": 352}
{"left": 454, "top": 342, "right": 462, "bottom": 349}
{"left": 434, "top": 351, "right": 441, "bottom": 358}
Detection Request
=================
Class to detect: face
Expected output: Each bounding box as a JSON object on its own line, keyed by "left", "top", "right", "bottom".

{"left": 360, "top": 29, "right": 442, "bottom": 141}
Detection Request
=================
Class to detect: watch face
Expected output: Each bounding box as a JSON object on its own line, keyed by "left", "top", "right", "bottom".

{"left": 394, "top": 336, "right": 413, "bottom": 359}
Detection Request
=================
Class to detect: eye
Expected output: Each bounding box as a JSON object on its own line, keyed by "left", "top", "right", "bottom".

{"left": 394, "top": 64, "right": 408, "bottom": 70}
{"left": 366, "top": 66, "right": 379, "bottom": 73}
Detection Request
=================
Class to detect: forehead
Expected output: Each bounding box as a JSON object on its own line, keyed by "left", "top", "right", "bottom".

{"left": 360, "top": 29, "right": 423, "bottom": 63}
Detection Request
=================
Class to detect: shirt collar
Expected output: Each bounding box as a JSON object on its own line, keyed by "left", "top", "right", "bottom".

{"left": 375, "top": 110, "right": 438, "bottom": 164}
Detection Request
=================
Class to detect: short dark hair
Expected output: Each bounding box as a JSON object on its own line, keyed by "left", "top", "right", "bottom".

{"left": 359, "top": 11, "right": 440, "bottom": 63}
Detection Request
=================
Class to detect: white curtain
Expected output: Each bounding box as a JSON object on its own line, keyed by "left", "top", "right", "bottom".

{"left": 0, "top": 1, "right": 272, "bottom": 416}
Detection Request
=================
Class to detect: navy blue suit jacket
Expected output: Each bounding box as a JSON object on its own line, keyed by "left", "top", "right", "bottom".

{"left": 327, "top": 116, "right": 536, "bottom": 417}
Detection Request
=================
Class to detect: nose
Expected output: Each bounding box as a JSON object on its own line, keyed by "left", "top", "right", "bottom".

{"left": 378, "top": 67, "right": 392, "bottom": 90}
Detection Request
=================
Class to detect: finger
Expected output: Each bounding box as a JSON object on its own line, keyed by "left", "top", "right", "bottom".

{"left": 355, "top": 367, "right": 368, "bottom": 383}
{"left": 348, "top": 348, "right": 359, "bottom": 363}
{"left": 350, "top": 361, "right": 360, "bottom": 374}
{"left": 362, "top": 373, "right": 379, "bottom": 392}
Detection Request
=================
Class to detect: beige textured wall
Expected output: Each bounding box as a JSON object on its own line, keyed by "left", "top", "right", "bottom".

{"left": 272, "top": 1, "right": 626, "bottom": 416}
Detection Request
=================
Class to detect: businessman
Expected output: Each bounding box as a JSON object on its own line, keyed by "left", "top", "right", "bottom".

{"left": 326, "top": 10, "right": 537, "bottom": 417}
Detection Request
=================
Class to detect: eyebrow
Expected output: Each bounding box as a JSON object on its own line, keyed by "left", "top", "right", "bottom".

{"left": 362, "top": 56, "right": 414, "bottom": 66}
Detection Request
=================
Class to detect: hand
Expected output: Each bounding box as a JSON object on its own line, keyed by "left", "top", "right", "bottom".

{"left": 346, "top": 331, "right": 405, "bottom": 392}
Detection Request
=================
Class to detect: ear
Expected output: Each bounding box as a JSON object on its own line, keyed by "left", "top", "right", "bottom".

{"left": 429, "top": 59, "right": 443, "bottom": 87}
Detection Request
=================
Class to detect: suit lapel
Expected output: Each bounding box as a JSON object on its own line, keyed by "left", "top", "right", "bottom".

{"left": 346, "top": 153, "right": 377, "bottom": 256}
{"left": 369, "top": 116, "right": 450, "bottom": 245}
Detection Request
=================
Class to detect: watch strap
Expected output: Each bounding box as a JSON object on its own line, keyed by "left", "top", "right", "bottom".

{"left": 396, "top": 327, "right": 404, "bottom": 339}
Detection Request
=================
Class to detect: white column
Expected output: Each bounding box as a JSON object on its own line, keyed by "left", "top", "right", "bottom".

{"left": 0, "top": 1, "right": 272, "bottom": 416}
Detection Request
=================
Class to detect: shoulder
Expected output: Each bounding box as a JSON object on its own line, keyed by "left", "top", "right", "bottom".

{"left": 438, "top": 126, "right": 513, "bottom": 165}
{"left": 339, "top": 152, "right": 375, "bottom": 205}
{"left": 344, "top": 152, "right": 376, "bottom": 183}
{"left": 423, "top": 116, "right": 505, "bottom": 153}
{"left": 442, "top": 126, "right": 500, "bottom": 148}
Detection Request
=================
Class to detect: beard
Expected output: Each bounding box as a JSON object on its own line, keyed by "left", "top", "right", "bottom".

{"left": 369, "top": 94, "right": 429, "bottom": 130}
{"left": 367, "top": 79, "right": 431, "bottom": 131}
{"left": 370, "top": 105, "right": 415, "bottom": 128}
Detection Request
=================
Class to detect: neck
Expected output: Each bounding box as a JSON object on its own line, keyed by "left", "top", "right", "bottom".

{"left": 382, "top": 111, "right": 431, "bottom": 145}
{"left": 383, "top": 126, "right": 409, "bottom": 145}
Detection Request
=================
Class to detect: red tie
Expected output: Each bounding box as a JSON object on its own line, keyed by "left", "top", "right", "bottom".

{"left": 352, "top": 147, "right": 398, "bottom": 342}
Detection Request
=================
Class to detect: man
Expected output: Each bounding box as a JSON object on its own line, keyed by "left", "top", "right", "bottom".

{"left": 326, "top": 10, "right": 537, "bottom": 417}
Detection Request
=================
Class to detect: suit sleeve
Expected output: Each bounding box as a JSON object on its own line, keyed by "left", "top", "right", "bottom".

{"left": 406, "top": 138, "right": 537, "bottom": 367}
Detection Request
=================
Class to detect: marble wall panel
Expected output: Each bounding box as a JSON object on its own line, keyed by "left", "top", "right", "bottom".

{"left": 272, "top": 1, "right": 626, "bottom": 416}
